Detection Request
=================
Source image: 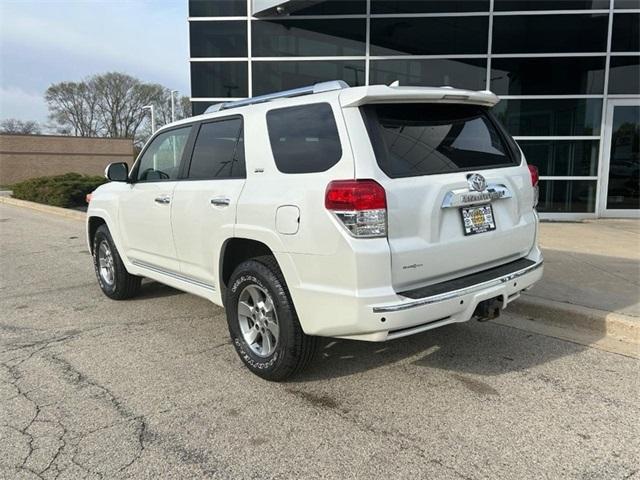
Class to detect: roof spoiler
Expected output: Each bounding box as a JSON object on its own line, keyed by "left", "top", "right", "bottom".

{"left": 339, "top": 85, "right": 500, "bottom": 108}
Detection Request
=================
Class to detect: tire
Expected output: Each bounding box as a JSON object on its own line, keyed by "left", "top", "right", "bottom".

{"left": 92, "top": 224, "right": 141, "bottom": 300}
{"left": 225, "top": 256, "right": 317, "bottom": 381}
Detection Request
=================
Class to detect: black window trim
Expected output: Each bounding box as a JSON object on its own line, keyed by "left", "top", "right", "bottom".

{"left": 360, "top": 103, "right": 521, "bottom": 180}
{"left": 266, "top": 101, "right": 344, "bottom": 175}
{"left": 130, "top": 124, "right": 197, "bottom": 184}
{"left": 181, "top": 114, "right": 246, "bottom": 181}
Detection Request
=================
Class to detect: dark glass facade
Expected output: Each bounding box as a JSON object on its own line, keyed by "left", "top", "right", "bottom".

{"left": 189, "top": 0, "right": 640, "bottom": 217}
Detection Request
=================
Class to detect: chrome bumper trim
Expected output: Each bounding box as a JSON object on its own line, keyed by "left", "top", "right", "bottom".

{"left": 372, "top": 260, "right": 543, "bottom": 314}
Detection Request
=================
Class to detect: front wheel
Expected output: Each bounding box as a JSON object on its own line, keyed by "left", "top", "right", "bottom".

{"left": 92, "top": 225, "right": 141, "bottom": 300}
{"left": 225, "top": 256, "right": 317, "bottom": 381}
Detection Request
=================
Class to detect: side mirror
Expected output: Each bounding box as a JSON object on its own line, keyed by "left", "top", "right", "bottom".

{"left": 105, "top": 162, "right": 129, "bottom": 182}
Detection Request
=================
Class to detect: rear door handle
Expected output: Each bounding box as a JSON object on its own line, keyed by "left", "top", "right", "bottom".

{"left": 154, "top": 195, "right": 171, "bottom": 205}
{"left": 210, "top": 196, "right": 231, "bottom": 207}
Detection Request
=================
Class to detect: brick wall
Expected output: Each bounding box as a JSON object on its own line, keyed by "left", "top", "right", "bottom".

{"left": 0, "top": 134, "right": 134, "bottom": 185}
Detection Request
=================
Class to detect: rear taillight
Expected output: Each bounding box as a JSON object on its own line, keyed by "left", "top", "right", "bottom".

{"left": 528, "top": 165, "right": 539, "bottom": 208}
{"left": 325, "top": 179, "right": 387, "bottom": 238}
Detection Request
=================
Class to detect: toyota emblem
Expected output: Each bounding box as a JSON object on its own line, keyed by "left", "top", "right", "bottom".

{"left": 467, "top": 173, "right": 487, "bottom": 192}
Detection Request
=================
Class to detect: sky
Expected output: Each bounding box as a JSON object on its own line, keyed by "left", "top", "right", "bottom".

{"left": 0, "top": 0, "right": 190, "bottom": 124}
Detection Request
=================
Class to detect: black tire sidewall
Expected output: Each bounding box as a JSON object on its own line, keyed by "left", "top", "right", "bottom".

{"left": 226, "top": 261, "right": 296, "bottom": 377}
{"left": 93, "top": 227, "right": 119, "bottom": 297}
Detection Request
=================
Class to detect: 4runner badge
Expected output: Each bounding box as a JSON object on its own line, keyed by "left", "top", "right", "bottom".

{"left": 467, "top": 173, "right": 487, "bottom": 192}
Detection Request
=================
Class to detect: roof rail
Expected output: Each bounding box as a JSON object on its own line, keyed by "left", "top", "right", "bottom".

{"left": 204, "top": 80, "right": 349, "bottom": 114}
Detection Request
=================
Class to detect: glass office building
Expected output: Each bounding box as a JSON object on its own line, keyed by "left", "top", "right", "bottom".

{"left": 188, "top": 0, "right": 639, "bottom": 218}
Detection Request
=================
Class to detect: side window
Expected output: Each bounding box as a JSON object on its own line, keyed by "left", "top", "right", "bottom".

{"left": 188, "top": 118, "right": 245, "bottom": 180}
{"left": 136, "top": 127, "right": 192, "bottom": 182}
{"left": 266, "top": 103, "right": 342, "bottom": 174}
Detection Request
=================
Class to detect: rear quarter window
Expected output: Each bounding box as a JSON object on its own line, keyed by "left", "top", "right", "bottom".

{"left": 266, "top": 103, "right": 342, "bottom": 174}
{"left": 361, "top": 103, "right": 520, "bottom": 178}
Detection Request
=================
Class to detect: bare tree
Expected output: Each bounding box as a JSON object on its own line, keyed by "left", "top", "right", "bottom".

{"left": 45, "top": 72, "right": 187, "bottom": 143}
{"left": 45, "top": 81, "right": 100, "bottom": 136}
{"left": 0, "top": 118, "right": 41, "bottom": 135}
{"left": 92, "top": 72, "right": 164, "bottom": 139}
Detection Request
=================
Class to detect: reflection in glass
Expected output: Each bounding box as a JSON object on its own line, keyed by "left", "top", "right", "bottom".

{"left": 495, "top": 0, "right": 609, "bottom": 10}
{"left": 490, "top": 57, "right": 605, "bottom": 95}
{"left": 189, "top": 0, "right": 246, "bottom": 16}
{"left": 538, "top": 180, "right": 597, "bottom": 213}
{"left": 370, "top": 17, "right": 488, "bottom": 55}
{"left": 192, "top": 102, "right": 214, "bottom": 116}
{"left": 608, "top": 57, "right": 640, "bottom": 95}
{"left": 607, "top": 106, "right": 639, "bottom": 210}
{"left": 289, "top": 0, "right": 365, "bottom": 15}
{"left": 493, "top": 99, "right": 603, "bottom": 136}
{"left": 370, "top": 59, "right": 487, "bottom": 91}
{"left": 492, "top": 14, "right": 608, "bottom": 54}
{"left": 252, "top": 61, "right": 365, "bottom": 96}
{"left": 519, "top": 140, "right": 599, "bottom": 177}
{"left": 190, "top": 62, "right": 248, "bottom": 98}
{"left": 371, "top": 0, "right": 489, "bottom": 13}
{"left": 252, "top": 19, "right": 366, "bottom": 57}
{"left": 612, "top": 14, "right": 640, "bottom": 52}
{"left": 190, "top": 21, "right": 247, "bottom": 57}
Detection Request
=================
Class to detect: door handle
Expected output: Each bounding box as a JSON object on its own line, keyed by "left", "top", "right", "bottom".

{"left": 154, "top": 195, "right": 171, "bottom": 205}
{"left": 210, "top": 196, "right": 231, "bottom": 207}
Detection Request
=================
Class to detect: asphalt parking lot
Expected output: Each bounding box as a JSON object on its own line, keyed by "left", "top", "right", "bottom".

{"left": 1, "top": 203, "right": 639, "bottom": 480}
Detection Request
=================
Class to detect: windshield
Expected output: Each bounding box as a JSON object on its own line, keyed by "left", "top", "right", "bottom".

{"left": 361, "top": 103, "right": 519, "bottom": 178}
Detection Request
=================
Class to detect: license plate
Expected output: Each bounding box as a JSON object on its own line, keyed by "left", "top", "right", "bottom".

{"left": 460, "top": 205, "right": 496, "bottom": 236}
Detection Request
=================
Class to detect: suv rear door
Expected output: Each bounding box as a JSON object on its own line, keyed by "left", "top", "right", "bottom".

{"left": 171, "top": 115, "right": 246, "bottom": 291}
{"left": 356, "top": 102, "right": 536, "bottom": 292}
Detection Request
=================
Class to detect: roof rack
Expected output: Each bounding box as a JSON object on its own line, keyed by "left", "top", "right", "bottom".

{"left": 204, "top": 80, "right": 349, "bottom": 114}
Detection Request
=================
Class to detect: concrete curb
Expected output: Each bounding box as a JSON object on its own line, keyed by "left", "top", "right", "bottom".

{"left": 0, "top": 196, "right": 86, "bottom": 222}
{"left": 506, "top": 295, "right": 639, "bottom": 350}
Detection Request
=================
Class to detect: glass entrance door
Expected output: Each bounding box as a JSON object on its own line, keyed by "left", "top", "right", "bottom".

{"left": 600, "top": 100, "right": 640, "bottom": 217}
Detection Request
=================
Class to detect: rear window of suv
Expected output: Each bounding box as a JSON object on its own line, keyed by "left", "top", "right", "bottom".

{"left": 361, "top": 103, "right": 519, "bottom": 178}
{"left": 267, "top": 103, "right": 342, "bottom": 174}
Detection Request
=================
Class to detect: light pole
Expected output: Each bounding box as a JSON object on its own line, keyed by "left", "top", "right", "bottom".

{"left": 142, "top": 105, "right": 155, "bottom": 134}
{"left": 170, "top": 90, "right": 179, "bottom": 123}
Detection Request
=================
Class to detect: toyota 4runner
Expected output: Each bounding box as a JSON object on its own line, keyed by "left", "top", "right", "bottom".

{"left": 87, "top": 81, "right": 543, "bottom": 381}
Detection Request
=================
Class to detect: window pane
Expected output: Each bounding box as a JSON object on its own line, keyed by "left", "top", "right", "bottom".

{"left": 362, "top": 104, "right": 516, "bottom": 179}
{"left": 493, "top": 14, "right": 608, "bottom": 54}
{"left": 519, "top": 140, "right": 599, "bottom": 176}
{"left": 252, "top": 60, "right": 365, "bottom": 96}
{"left": 137, "top": 127, "right": 192, "bottom": 182}
{"left": 252, "top": 19, "right": 366, "bottom": 57}
{"left": 615, "top": 0, "right": 640, "bottom": 8}
{"left": 492, "top": 99, "right": 603, "bottom": 136}
{"left": 371, "top": 1, "right": 489, "bottom": 13}
{"left": 612, "top": 14, "right": 640, "bottom": 52}
{"left": 288, "top": 0, "right": 366, "bottom": 15}
{"left": 190, "top": 21, "right": 247, "bottom": 57}
{"left": 609, "top": 56, "right": 640, "bottom": 95}
{"left": 495, "top": 0, "right": 609, "bottom": 10}
{"left": 189, "top": 119, "right": 245, "bottom": 180}
{"left": 192, "top": 102, "right": 214, "bottom": 116}
{"left": 538, "top": 180, "right": 597, "bottom": 213}
{"left": 490, "top": 57, "right": 605, "bottom": 95}
{"left": 189, "top": 0, "right": 246, "bottom": 16}
{"left": 267, "top": 103, "right": 342, "bottom": 174}
{"left": 607, "top": 106, "right": 640, "bottom": 210}
{"left": 369, "top": 59, "right": 487, "bottom": 91}
{"left": 191, "top": 62, "right": 248, "bottom": 97}
{"left": 370, "top": 17, "right": 488, "bottom": 55}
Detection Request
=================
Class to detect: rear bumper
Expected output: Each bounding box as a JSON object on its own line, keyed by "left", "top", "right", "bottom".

{"left": 292, "top": 252, "right": 543, "bottom": 341}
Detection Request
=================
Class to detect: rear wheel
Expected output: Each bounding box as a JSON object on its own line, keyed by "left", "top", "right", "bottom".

{"left": 225, "top": 256, "right": 317, "bottom": 381}
{"left": 92, "top": 225, "right": 141, "bottom": 300}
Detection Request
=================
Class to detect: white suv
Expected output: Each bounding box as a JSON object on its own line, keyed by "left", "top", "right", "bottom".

{"left": 87, "top": 81, "right": 543, "bottom": 381}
